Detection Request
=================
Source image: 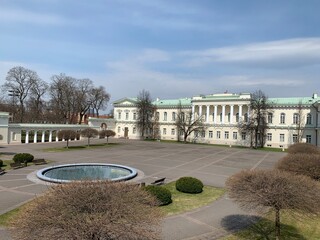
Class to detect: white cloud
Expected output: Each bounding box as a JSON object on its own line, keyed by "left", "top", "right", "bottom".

{"left": 182, "top": 38, "right": 320, "bottom": 68}
{"left": 0, "top": 7, "right": 70, "bottom": 25}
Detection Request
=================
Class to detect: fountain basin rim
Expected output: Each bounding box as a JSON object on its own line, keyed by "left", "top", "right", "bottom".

{"left": 37, "top": 163, "right": 137, "bottom": 183}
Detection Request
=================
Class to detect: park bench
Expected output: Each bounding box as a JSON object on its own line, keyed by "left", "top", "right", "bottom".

{"left": 10, "top": 162, "right": 23, "bottom": 169}
{"left": 0, "top": 168, "right": 5, "bottom": 175}
{"left": 32, "top": 158, "right": 47, "bottom": 165}
{"left": 150, "top": 177, "right": 166, "bottom": 186}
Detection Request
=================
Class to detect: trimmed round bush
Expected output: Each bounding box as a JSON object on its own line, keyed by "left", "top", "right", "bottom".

{"left": 0, "top": 159, "right": 3, "bottom": 168}
{"left": 13, "top": 153, "right": 34, "bottom": 164}
{"left": 176, "top": 177, "right": 204, "bottom": 194}
{"left": 277, "top": 153, "right": 320, "bottom": 180}
{"left": 287, "top": 143, "right": 320, "bottom": 154}
{"left": 144, "top": 185, "right": 172, "bottom": 206}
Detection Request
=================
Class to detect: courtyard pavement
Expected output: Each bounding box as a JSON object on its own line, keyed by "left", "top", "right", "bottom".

{"left": 0, "top": 139, "right": 285, "bottom": 240}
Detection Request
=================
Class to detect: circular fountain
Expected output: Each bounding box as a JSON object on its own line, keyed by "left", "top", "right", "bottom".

{"left": 37, "top": 163, "right": 137, "bottom": 183}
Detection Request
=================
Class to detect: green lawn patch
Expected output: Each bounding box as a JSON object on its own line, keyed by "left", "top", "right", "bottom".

{"left": 43, "top": 143, "right": 120, "bottom": 152}
{"left": 1, "top": 160, "right": 14, "bottom": 171}
{"left": 224, "top": 211, "right": 320, "bottom": 240}
{"left": 161, "top": 181, "right": 225, "bottom": 216}
{"left": 0, "top": 206, "right": 24, "bottom": 226}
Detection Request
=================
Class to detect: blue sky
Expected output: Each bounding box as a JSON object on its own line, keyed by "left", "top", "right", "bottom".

{"left": 1, "top": 0, "right": 320, "bottom": 105}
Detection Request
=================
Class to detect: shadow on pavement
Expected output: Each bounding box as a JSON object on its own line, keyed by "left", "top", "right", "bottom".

{"left": 221, "top": 214, "right": 306, "bottom": 240}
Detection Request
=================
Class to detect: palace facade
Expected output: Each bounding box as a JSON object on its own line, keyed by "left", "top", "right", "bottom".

{"left": 113, "top": 92, "right": 320, "bottom": 148}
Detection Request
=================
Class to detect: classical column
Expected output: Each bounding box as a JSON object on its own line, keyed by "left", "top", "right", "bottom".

{"left": 198, "top": 105, "right": 202, "bottom": 119}
{"left": 206, "top": 105, "right": 210, "bottom": 123}
{"left": 230, "top": 105, "right": 234, "bottom": 124}
{"left": 34, "top": 131, "right": 37, "bottom": 143}
{"left": 41, "top": 131, "right": 45, "bottom": 143}
{"left": 25, "top": 130, "right": 29, "bottom": 144}
{"left": 214, "top": 105, "right": 217, "bottom": 124}
{"left": 49, "top": 131, "right": 52, "bottom": 142}
{"left": 222, "top": 105, "right": 225, "bottom": 124}
{"left": 191, "top": 105, "right": 195, "bottom": 121}
{"left": 56, "top": 131, "right": 59, "bottom": 142}
{"left": 239, "top": 105, "right": 243, "bottom": 121}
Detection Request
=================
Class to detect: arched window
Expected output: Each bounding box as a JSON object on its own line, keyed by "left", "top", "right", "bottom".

{"left": 280, "top": 113, "right": 285, "bottom": 124}
{"left": 236, "top": 113, "right": 239, "bottom": 122}
{"left": 306, "top": 113, "right": 312, "bottom": 125}
{"left": 227, "top": 113, "right": 231, "bottom": 122}
{"left": 219, "top": 113, "right": 222, "bottom": 122}
{"left": 244, "top": 113, "right": 248, "bottom": 122}
{"left": 293, "top": 113, "right": 299, "bottom": 124}
{"left": 172, "top": 112, "right": 176, "bottom": 121}
{"left": 164, "top": 112, "right": 167, "bottom": 121}
{"left": 268, "top": 113, "right": 273, "bottom": 124}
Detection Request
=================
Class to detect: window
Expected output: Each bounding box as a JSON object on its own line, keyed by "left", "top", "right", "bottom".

{"left": 241, "top": 132, "right": 246, "bottom": 140}
{"left": 227, "top": 113, "right": 231, "bottom": 122}
{"left": 293, "top": 113, "right": 299, "bottom": 124}
{"left": 156, "top": 112, "right": 159, "bottom": 120}
{"left": 306, "top": 135, "right": 312, "bottom": 143}
{"left": 306, "top": 114, "right": 312, "bottom": 125}
{"left": 209, "top": 131, "right": 213, "bottom": 138}
{"left": 172, "top": 112, "right": 176, "bottom": 121}
{"left": 280, "top": 113, "right": 285, "bottom": 124}
{"left": 236, "top": 113, "right": 239, "bottom": 122}
{"left": 163, "top": 128, "right": 167, "bottom": 135}
{"left": 133, "top": 127, "right": 136, "bottom": 134}
{"left": 125, "top": 112, "right": 129, "bottom": 120}
{"left": 268, "top": 113, "right": 273, "bottom": 124}
{"left": 117, "top": 126, "right": 121, "bottom": 133}
{"left": 292, "top": 134, "right": 298, "bottom": 143}
{"left": 201, "top": 131, "right": 205, "bottom": 138}
{"left": 244, "top": 113, "right": 248, "bottom": 122}
{"left": 118, "top": 112, "right": 121, "bottom": 120}
{"left": 233, "top": 132, "right": 237, "bottom": 140}
{"left": 133, "top": 113, "right": 136, "bottom": 120}
{"left": 280, "top": 134, "right": 285, "bottom": 142}
{"left": 216, "top": 131, "right": 221, "bottom": 139}
{"left": 194, "top": 130, "right": 199, "bottom": 138}
{"left": 212, "top": 113, "right": 215, "bottom": 122}
{"left": 171, "top": 128, "right": 175, "bottom": 135}
{"left": 267, "top": 133, "right": 272, "bottom": 141}
{"left": 224, "top": 131, "right": 229, "bottom": 139}
{"left": 219, "top": 113, "right": 222, "bottom": 122}
{"left": 164, "top": 112, "right": 167, "bottom": 121}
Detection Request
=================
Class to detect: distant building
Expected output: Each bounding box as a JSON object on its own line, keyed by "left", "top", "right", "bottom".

{"left": 113, "top": 93, "right": 320, "bottom": 148}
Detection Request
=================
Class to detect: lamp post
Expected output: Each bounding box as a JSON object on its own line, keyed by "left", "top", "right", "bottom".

{"left": 8, "top": 89, "right": 19, "bottom": 122}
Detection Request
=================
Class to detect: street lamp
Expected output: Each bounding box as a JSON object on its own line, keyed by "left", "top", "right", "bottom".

{"left": 8, "top": 89, "right": 19, "bottom": 122}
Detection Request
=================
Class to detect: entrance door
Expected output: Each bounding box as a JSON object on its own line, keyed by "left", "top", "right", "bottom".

{"left": 124, "top": 127, "right": 129, "bottom": 138}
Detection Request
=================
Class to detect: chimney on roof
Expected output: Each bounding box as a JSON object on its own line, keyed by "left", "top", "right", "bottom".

{"left": 313, "top": 93, "right": 318, "bottom": 99}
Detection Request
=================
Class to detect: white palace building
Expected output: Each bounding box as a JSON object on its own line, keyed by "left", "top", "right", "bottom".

{"left": 1, "top": 92, "right": 320, "bottom": 149}
{"left": 113, "top": 92, "right": 320, "bottom": 149}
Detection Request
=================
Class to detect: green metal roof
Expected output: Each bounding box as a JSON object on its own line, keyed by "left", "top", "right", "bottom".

{"left": 153, "top": 98, "right": 191, "bottom": 106}
{"left": 268, "top": 97, "right": 320, "bottom": 106}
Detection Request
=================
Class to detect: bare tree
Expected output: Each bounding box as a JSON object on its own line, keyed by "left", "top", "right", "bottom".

{"left": 10, "top": 181, "right": 163, "bottom": 240}
{"left": 226, "top": 169, "right": 320, "bottom": 240}
{"left": 57, "top": 130, "right": 77, "bottom": 148}
{"left": 296, "top": 101, "right": 305, "bottom": 143}
{"left": 75, "top": 79, "right": 94, "bottom": 124}
{"left": 239, "top": 90, "right": 270, "bottom": 148}
{"left": 81, "top": 128, "right": 98, "bottom": 146}
{"left": 27, "top": 79, "right": 48, "bottom": 122}
{"left": 49, "top": 74, "right": 77, "bottom": 123}
{"left": 99, "top": 129, "right": 116, "bottom": 144}
{"left": 90, "top": 86, "right": 110, "bottom": 117}
{"left": 175, "top": 103, "right": 205, "bottom": 143}
{"left": 277, "top": 153, "right": 320, "bottom": 180}
{"left": 3, "top": 66, "right": 40, "bottom": 122}
{"left": 136, "top": 90, "right": 154, "bottom": 138}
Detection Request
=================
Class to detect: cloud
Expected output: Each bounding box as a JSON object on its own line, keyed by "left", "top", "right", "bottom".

{"left": 182, "top": 38, "right": 320, "bottom": 68}
{"left": 220, "top": 75, "right": 304, "bottom": 87}
{"left": 0, "top": 7, "right": 70, "bottom": 25}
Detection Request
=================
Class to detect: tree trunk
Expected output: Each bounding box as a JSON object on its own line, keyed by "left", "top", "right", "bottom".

{"left": 66, "top": 139, "right": 69, "bottom": 149}
{"left": 275, "top": 208, "right": 281, "bottom": 240}
{"left": 88, "top": 138, "right": 90, "bottom": 146}
{"left": 107, "top": 136, "right": 109, "bottom": 144}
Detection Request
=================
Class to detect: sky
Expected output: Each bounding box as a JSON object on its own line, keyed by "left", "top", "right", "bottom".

{"left": 1, "top": 0, "right": 320, "bottom": 108}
